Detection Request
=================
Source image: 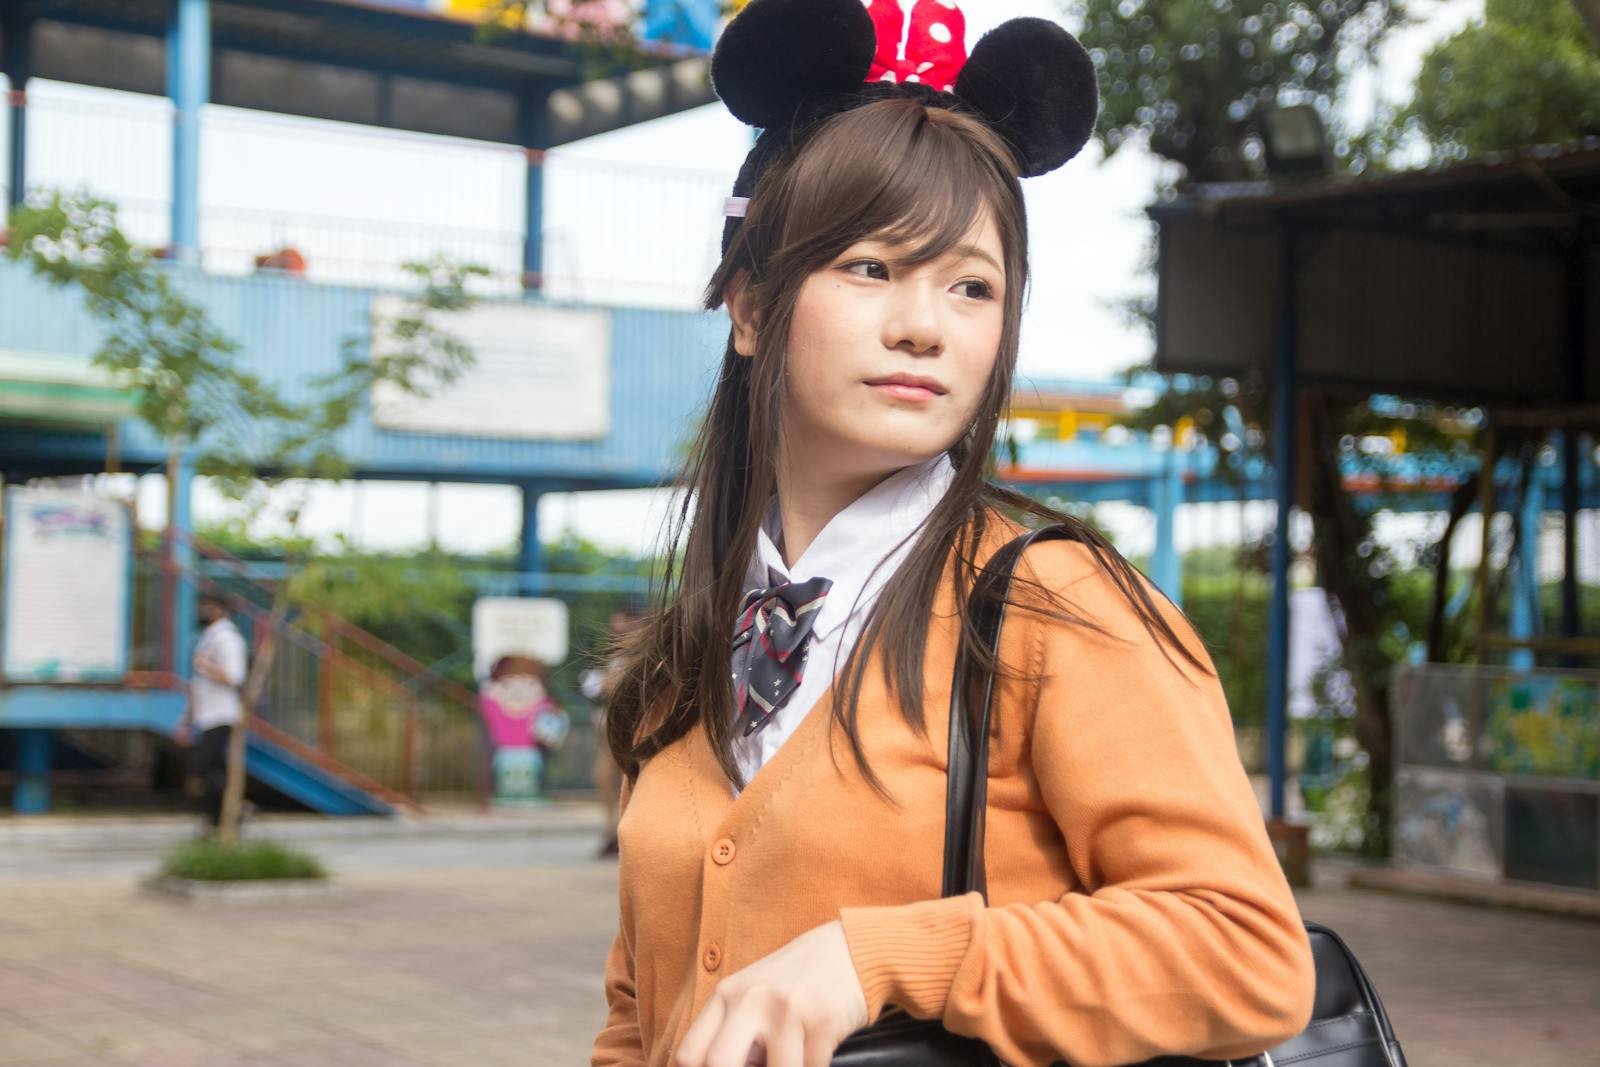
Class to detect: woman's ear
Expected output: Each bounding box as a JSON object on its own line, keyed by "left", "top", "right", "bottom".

{"left": 725, "top": 269, "right": 760, "bottom": 358}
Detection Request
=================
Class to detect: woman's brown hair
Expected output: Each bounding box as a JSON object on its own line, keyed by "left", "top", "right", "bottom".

{"left": 606, "top": 94, "right": 1205, "bottom": 790}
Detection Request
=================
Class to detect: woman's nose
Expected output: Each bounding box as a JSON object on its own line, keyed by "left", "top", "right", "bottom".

{"left": 883, "top": 281, "right": 944, "bottom": 356}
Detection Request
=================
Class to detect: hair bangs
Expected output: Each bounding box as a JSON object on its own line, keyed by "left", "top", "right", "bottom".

{"left": 778, "top": 101, "right": 1014, "bottom": 276}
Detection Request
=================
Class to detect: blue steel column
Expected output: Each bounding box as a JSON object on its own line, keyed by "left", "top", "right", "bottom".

{"left": 523, "top": 148, "right": 545, "bottom": 292}
{"left": 516, "top": 91, "right": 549, "bottom": 295}
{"left": 172, "top": 450, "right": 199, "bottom": 680}
{"left": 14, "top": 728, "right": 53, "bottom": 814}
{"left": 519, "top": 485, "right": 544, "bottom": 595}
{"left": 2, "top": 10, "right": 30, "bottom": 214}
{"left": 166, "top": 0, "right": 210, "bottom": 264}
{"left": 1149, "top": 448, "right": 1183, "bottom": 607}
{"left": 1264, "top": 231, "right": 1299, "bottom": 821}
{"left": 1558, "top": 248, "right": 1587, "bottom": 653}
{"left": 1508, "top": 469, "right": 1543, "bottom": 671}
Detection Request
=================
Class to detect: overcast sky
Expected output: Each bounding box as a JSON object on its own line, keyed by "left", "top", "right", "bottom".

{"left": 10, "top": 0, "right": 1486, "bottom": 557}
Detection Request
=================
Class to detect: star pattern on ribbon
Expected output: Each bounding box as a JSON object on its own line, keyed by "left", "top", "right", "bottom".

{"left": 730, "top": 567, "right": 833, "bottom": 737}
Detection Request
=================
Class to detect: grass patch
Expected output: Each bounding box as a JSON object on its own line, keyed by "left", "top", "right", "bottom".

{"left": 161, "top": 838, "right": 327, "bottom": 882}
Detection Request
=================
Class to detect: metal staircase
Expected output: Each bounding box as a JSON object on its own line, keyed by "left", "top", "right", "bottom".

{"left": 142, "top": 532, "right": 489, "bottom": 816}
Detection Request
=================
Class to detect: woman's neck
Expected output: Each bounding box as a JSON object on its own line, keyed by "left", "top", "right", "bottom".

{"left": 772, "top": 461, "right": 895, "bottom": 569}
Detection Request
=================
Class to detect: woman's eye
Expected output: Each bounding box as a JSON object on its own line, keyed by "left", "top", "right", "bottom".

{"left": 958, "top": 280, "right": 995, "bottom": 300}
{"left": 843, "top": 260, "right": 889, "bottom": 280}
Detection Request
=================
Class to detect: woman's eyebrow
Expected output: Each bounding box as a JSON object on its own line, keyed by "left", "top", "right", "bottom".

{"left": 950, "top": 244, "right": 1002, "bottom": 274}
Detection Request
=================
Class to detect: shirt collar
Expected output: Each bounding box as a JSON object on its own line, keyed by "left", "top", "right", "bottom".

{"left": 746, "top": 453, "right": 956, "bottom": 640}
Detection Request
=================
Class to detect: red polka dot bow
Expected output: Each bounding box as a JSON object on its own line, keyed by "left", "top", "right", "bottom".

{"left": 864, "top": 0, "right": 968, "bottom": 93}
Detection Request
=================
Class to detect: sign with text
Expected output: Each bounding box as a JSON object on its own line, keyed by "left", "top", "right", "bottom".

{"left": 472, "top": 597, "right": 570, "bottom": 679}
{"left": 370, "top": 298, "right": 612, "bottom": 440}
{"left": 2, "top": 487, "right": 133, "bottom": 682}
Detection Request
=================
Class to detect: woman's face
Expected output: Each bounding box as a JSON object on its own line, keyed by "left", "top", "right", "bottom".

{"left": 733, "top": 209, "right": 1007, "bottom": 484}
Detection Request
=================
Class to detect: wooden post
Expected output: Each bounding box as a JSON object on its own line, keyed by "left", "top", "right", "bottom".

{"left": 404, "top": 697, "right": 421, "bottom": 800}
{"left": 160, "top": 442, "right": 180, "bottom": 675}
{"left": 317, "top": 632, "right": 336, "bottom": 756}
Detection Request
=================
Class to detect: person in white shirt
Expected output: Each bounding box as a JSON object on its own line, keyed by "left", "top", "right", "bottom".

{"left": 176, "top": 593, "right": 248, "bottom": 829}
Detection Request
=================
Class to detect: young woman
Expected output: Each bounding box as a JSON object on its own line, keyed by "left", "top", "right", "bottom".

{"left": 592, "top": 3, "right": 1316, "bottom": 1065}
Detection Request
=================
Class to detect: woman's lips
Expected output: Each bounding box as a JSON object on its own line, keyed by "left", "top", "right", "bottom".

{"left": 867, "top": 381, "right": 942, "bottom": 402}
{"left": 870, "top": 377, "right": 940, "bottom": 406}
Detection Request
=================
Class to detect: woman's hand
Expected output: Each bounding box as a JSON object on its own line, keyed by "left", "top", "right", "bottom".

{"left": 674, "top": 919, "right": 869, "bottom": 1067}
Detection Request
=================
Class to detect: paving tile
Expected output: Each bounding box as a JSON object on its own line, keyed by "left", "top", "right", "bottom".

{"left": 3, "top": 847, "right": 1596, "bottom": 1067}
{"left": 0, "top": 1022, "right": 91, "bottom": 1065}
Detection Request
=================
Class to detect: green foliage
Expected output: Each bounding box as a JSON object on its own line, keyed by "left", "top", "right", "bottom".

{"left": 1182, "top": 567, "right": 1271, "bottom": 726}
{"left": 193, "top": 523, "right": 657, "bottom": 697}
{"left": 1400, "top": 0, "right": 1600, "bottom": 161}
{"left": 288, "top": 542, "right": 475, "bottom": 632}
{"left": 1070, "top": 0, "right": 1407, "bottom": 182}
{"left": 201, "top": 252, "right": 488, "bottom": 504}
{"left": 5, "top": 192, "right": 244, "bottom": 443}
{"left": 5, "top": 191, "right": 487, "bottom": 513}
{"left": 161, "top": 838, "right": 326, "bottom": 881}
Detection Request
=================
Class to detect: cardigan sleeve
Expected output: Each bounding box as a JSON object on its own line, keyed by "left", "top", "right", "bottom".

{"left": 839, "top": 541, "right": 1316, "bottom": 1067}
{"left": 591, "top": 778, "right": 646, "bottom": 1067}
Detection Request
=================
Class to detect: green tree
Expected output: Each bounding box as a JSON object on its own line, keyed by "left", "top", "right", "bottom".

{"left": 6, "top": 190, "right": 485, "bottom": 845}
{"left": 1069, "top": 0, "right": 1408, "bottom": 183}
{"left": 1401, "top": 0, "right": 1600, "bottom": 162}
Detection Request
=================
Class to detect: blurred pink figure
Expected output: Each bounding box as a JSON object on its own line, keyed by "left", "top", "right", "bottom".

{"left": 542, "top": 0, "right": 634, "bottom": 39}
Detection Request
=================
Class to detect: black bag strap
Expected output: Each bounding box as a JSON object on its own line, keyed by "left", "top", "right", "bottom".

{"left": 934, "top": 526, "right": 1407, "bottom": 1067}
{"left": 942, "top": 524, "right": 1081, "bottom": 900}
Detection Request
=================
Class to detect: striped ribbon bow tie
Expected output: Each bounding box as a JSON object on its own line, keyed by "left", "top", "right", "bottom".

{"left": 730, "top": 568, "right": 833, "bottom": 737}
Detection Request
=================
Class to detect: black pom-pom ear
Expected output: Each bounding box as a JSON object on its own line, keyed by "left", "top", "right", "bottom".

{"left": 710, "top": 0, "right": 876, "bottom": 130}
{"left": 953, "top": 18, "right": 1099, "bottom": 177}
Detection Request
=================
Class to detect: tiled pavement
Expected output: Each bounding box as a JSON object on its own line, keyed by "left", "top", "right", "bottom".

{"left": 0, "top": 820, "right": 1596, "bottom": 1066}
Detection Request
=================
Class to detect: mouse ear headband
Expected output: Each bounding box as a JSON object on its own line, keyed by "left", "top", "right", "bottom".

{"left": 711, "top": 0, "right": 1100, "bottom": 256}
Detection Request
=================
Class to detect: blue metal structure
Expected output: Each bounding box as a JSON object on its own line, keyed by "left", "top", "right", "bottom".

{"left": 0, "top": 262, "right": 727, "bottom": 484}
{"left": 166, "top": 0, "right": 208, "bottom": 264}
{"left": 0, "top": 685, "right": 391, "bottom": 814}
{"left": 0, "top": 0, "right": 727, "bottom": 814}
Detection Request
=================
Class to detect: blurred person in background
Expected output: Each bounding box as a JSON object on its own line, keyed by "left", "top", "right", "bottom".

{"left": 175, "top": 593, "right": 248, "bottom": 832}
{"left": 583, "top": 603, "right": 644, "bottom": 858}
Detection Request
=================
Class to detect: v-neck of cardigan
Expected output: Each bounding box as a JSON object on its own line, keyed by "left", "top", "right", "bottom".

{"left": 687, "top": 670, "right": 841, "bottom": 838}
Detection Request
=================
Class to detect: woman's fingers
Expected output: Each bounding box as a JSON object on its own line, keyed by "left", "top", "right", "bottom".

{"left": 701, "top": 990, "right": 772, "bottom": 1067}
{"left": 674, "top": 993, "right": 726, "bottom": 1066}
{"left": 675, "top": 921, "right": 866, "bottom": 1067}
{"left": 762, "top": 997, "right": 807, "bottom": 1067}
{"left": 802, "top": 1019, "right": 836, "bottom": 1067}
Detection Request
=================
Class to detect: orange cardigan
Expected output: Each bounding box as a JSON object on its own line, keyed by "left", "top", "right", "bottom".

{"left": 592, "top": 515, "right": 1315, "bottom": 1067}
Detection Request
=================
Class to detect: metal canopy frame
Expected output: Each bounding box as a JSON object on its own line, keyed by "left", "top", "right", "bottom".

{"left": 0, "top": 0, "right": 717, "bottom": 146}
{"left": 1150, "top": 141, "right": 1600, "bottom": 821}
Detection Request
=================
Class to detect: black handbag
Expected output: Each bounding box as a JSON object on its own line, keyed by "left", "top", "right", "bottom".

{"left": 832, "top": 525, "right": 1408, "bottom": 1067}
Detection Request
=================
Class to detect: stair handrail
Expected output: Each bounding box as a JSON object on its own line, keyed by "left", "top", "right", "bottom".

{"left": 173, "top": 528, "right": 481, "bottom": 710}
{"left": 147, "top": 542, "right": 491, "bottom": 805}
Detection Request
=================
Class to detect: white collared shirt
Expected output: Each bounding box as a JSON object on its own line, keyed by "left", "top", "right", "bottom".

{"left": 731, "top": 453, "right": 957, "bottom": 790}
{"left": 191, "top": 618, "right": 248, "bottom": 730}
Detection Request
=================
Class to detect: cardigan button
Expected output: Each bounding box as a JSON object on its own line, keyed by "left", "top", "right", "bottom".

{"left": 712, "top": 837, "right": 736, "bottom": 865}
{"left": 703, "top": 943, "right": 722, "bottom": 971}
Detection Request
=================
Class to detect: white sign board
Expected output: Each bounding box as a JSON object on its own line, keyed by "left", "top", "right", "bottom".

{"left": 370, "top": 298, "right": 612, "bottom": 440}
{"left": 472, "top": 597, "right": 570, "bottom": 679}
{"left": 2, "top": 487, "right": 133, "bottom": 682}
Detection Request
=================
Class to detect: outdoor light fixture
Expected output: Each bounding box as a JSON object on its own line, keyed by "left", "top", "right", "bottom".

{"left": 1260, "top": 104, "right": 1333, "bottom": 180}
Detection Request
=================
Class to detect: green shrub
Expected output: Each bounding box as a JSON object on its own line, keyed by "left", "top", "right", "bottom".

{"left": 161, "top": 838, "right": 326, "bottom": 881}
